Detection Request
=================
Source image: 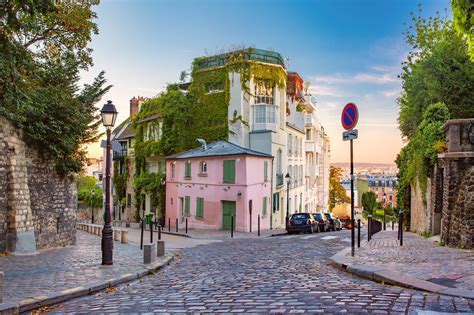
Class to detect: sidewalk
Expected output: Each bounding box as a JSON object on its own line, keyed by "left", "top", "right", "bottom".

{"left": 0, "top": 231, "right": 173, "bottom": 313}
{"left": 330, "top": 230, "right": 474, "bottom": 299}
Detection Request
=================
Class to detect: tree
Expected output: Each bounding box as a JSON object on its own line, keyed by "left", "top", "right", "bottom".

{"left": 451, "top": 0, "right": 473, "bottom": 60}
{"left": 361, "top": 191, "right": 376, "bottom": 218}
{"left": 329, "top": 166, "right": 350, "bottom": 210}
{"left": 398, "top": 9, "right": 474, "bottom": 140}
{"left": 0, "top": 0, "right": 108, "bottom": 174}
{"left": 77, "top": 176, "right": 103, "bottom": 209}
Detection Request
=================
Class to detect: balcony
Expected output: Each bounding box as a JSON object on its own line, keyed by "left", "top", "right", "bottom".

{"left": 113, "top": 149, "right": 127, "bottom": 161}
{"left": 304, "top": 114, "right": 315, "bottom": 126}
{"left": 194, "top": 48, "right": 285, "bottom": 70}
{"left": 276, "top": 173, "right": 284, "bottom": 187}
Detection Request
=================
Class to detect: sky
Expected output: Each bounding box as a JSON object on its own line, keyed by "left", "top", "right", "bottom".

{"left": 82, "top": 0, "right": 452, "bottom": 164}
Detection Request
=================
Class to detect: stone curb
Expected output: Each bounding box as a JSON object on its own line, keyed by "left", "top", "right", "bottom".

{"left": 329, "top": 247, "right": 474, "bottom": 300}
{"left": 0, "top": 253, "right": 174, "bottom": 314}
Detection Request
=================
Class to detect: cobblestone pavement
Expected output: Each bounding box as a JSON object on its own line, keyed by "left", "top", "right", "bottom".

{"left": 347, "top": 230, "right": 474, "bottom": 291}
{"left": 47, "top": 230, "right": 474, "bottom": 314}
{"left": 1, "top": 231, "right": 155, "bottom": 304}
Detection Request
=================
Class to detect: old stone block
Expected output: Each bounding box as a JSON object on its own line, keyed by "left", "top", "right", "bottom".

{"left": 143, "top": 242, "right": 156, "bottom": 264}
{"left": 121, "top": 230, "right": 128, "bottom": 244}
{"left": 113, "top": 229, "right": 121, "bottom": 241}
{"left": 157, "top": 240, "right": 165, "bottom": 257}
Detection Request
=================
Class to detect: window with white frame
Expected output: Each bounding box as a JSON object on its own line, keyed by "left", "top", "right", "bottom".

{"left": 254, "top": 79, "right": 274, "bottom": 105}
{"left": 171, "top": 163, "right": 176, "bottom": 178}
{"left": 253, "top": 105, "right": 275, "bottom": 124}
{"left": 288, "top": 134, "right": 292, "bottom": 156}
{"left": 199, "top": 161, "right": 207, "bottom": 174}
{"left": 147, "top": 161, "right": 159, "bottom": 174}
{"left": 306, "top": 129, "right": 312, "bottom": 140}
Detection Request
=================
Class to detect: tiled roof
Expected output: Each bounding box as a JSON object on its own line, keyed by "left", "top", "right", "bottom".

{"left": 138, "top": 114, "right": 160, "bottom": 123}
{"left": 166, "top": 140, "right": 272, "bottom": 160}
{"left": 116, "top": 124, "right": 135, "bottom": 140}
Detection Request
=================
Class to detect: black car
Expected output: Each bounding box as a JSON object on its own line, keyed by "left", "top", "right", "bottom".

{"left": 324, "top": 213, "right": 337, "bottom": 231}
{"left": 287, "top": 213, "right": 317, "bottom": 234}
{"left": 312, "top": 213, "right": 329, "bottom": 232}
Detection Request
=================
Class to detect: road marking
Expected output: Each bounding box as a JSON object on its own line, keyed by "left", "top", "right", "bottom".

{"left": 321, "top": 236, "right": 338, "bottom": 240}
{"left": 301, "top": 234, "right": 319, "bottom": 239}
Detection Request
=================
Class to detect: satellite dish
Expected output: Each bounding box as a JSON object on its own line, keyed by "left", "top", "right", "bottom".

{"left": 303, "top": 81, "right": 311, "bottom": 94}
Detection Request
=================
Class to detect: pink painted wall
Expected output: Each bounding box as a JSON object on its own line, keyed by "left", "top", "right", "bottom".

{"left": 166, "top": 155, "right": 272, "bottom": 232}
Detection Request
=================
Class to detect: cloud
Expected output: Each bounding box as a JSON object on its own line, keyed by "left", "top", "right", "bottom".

{"left": 382, "top": 89, "right": 400, "bottom": 97}
{"left": 309, "top": 69, "right": 400, "bottom": 86}
{"left": 353, "top": 73, "right": 399, "bottom": 84}
{"left": 308, "top": 85, "right": 341, "bottom": 97}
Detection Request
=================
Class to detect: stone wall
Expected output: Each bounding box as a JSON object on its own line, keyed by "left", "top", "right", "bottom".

{"left": 0, "top": 116, "right": 76, "bottom": 253}
{"left": 410, "top": 180, "right": 432, "bottom": 234}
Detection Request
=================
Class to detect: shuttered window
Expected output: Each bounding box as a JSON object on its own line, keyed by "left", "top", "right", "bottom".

{"left": 264, "top": 160, "right": 268, "bottom": 181}
{"left": 223, "top": 160, "right": 235, "bottom": 183}
{"left": 196, "top": 197, "right": 204, "bottom": 218}
{"left": 184, "top": 196, "right": 190, "bottom": 215}
{"left": 185, "top": 161, "right": 191, "bottom": 178}
{"left": 263, "top": 196, "right": 267, "bottom": 217}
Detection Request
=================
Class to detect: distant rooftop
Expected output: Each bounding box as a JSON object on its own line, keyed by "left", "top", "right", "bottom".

{"left": 166, "top": 140, "right": 272, "bottom": 160}
{"left": 194, "top": 48, "right": 285, "bottom": 70}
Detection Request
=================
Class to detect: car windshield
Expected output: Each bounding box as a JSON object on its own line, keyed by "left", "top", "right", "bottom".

{"left": 291, "top": 214, "right": 308, "bottom": 220}
{"left": 313, "top": 213, "right": 323, "bottom": 220}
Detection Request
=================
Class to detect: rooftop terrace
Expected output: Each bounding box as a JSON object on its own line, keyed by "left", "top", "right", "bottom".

{"left": 194, "top": 48, "right": 285, "bottom": 70}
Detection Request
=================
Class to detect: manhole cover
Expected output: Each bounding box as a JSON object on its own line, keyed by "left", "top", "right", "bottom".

{"left": 426, "top": 277, "right": 459, "bottom": 288}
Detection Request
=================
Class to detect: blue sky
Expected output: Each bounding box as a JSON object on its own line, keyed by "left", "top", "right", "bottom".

{"left": 82, "top": 0, "right": 451, "bottom": 163}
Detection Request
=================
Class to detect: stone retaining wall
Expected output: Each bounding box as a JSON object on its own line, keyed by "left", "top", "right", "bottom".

{"left": 0, "top": 116, "right": 76, "bottom": 253}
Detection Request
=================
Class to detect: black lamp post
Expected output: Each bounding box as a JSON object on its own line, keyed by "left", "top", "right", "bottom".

{"left": 382, "top": 192, "right": 387, "bottom": 230}
{"left": 285, "top": 173, "right": 291, "bottom": 227}
{"left": 100, "top": 100, "right": 118, "bottom": 265}
{"left": 91, "top": 189, "right": 95, "bottom": 224}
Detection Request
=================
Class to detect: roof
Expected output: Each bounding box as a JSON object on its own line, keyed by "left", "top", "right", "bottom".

{"left": 138, "top": 114, "right": 160, "bottom": 123}
{"left": 116, "top": 124, "right": 135, "bottom": 140}
{"left": 166, "top": 140, "right": 272, "bottom": 160}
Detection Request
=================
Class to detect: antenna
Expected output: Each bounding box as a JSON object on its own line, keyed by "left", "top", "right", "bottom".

{"left": 196, "top": 138, "right": 207, "bottom": 150}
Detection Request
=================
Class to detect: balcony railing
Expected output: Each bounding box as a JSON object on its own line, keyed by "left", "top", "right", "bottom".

{"left": 276, "top": 173, "right": 284, "bottom": 187}
{"left": 113, "top": 149, "right": 127, "bottom": 160}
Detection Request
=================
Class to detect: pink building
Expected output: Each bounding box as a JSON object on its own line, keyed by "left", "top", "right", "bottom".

{"left": 166, "top": 141, "right": 273, "bottom": 232}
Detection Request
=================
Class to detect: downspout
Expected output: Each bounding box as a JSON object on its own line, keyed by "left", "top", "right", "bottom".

{"left": 270, "top": 156, "right": 274, "bottom": 230}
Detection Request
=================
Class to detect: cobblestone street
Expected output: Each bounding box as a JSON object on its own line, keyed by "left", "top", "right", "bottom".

{"left": 48, "top": 230, "right": 474, "bottom": 314}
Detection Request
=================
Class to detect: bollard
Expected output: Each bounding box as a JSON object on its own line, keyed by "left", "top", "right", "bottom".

{"left": 121, "top": 230, "right": 128, "bottom": 244}
{"left": 176, "top": 218, "right": 178, "bottom": 233}
{"left": 357, "top": 219, "right": 361, "bottom": 248}
{"left": 249, "top": 208, "right": 252, "bottom": 233}
{"left": 400, "top": 215, "right": 403, "bottom": 246}
{"left": 157, "top": 240, "right": 165, "bottom": 257}
{"left": 231, "top": 215, "right": 234, "bottom": 238}
{"left": 158, "top": 225, "right": 162, "bottom": 240}
{"left": 143, "top": 242, "right": 156, "bottom": 264}
{"left": 150, "top": 220, "right": 153, "bottom": 244}
{"left": 258, "top": 215, "right": 260, "bottom": 237}
{"left": 185, "top": 218, "right": 188, "bottom": 234}
{"left": 398, "top": 216, "right": 401, "bottom": 240}
{"left": 392, "top": 221, "right": 394, "bottom": 230}
{"left": 140, "top": 219, "right": 144, "bottom": 250}
{"left": 168, "top": 218, "right": 171, "bottom": 232}
{"left": 0, "top": 271, "right": 3, "bottom": 303}
{"left": 114, "top": 229, "right": 121, "bottom": 242}
{"left": 368, "top": 218, "right": 371, "bottom": 242}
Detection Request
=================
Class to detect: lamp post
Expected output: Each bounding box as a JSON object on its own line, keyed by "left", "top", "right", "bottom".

{"left": 285, "top": 173, "right": 291, "bottom": 228}
{"left": 91, "top": 189, "right": 95, "bottom": 224}
{"left": 382, "top": 192, "right": 387, "bottom": 230}
{"left": 100, "top": 100, "right": 118, "bottom": 265}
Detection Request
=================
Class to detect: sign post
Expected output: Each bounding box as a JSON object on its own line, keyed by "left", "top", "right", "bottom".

{"left": 341, "top": 102, "right": 359, "bottom": 257}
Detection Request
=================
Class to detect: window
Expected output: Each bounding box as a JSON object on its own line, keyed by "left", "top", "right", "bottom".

{"left": 295, "top": 137, "right": 298, "bottom": 156}
{"left": 184, "top": 196, "right": 190, "bottom": 215}
{"left": 223, "top": 160, "right": 235, "bottom": 184}
{"left": 264, "top": 161, "right": 268, "bottom": 181}
{"left": 254, "top": 79, "right": 274, "bottom": 104}
{"left": 262, "top": 196, "right": 267, "bottom": 217}
{"left": 200, "top": 161, "right": 207, "bottom": 174}
{"left": 147, "top": 161, "right": 158, "bottom": 174}
{"left": 185, "top": 161, "right": 191, "bottom": 178}
{"left": 205, "top": 82, "right": 224, "bottom": 93}
{"left": 127, "top": 194, "right": 131, "bottom": 207}
{"left": 306, "top": 129, "right": 312, "bottom": 140}
{"left": 276, "top": 149, "right": 282, "bottom": 175}
{"left": 288, "top": 134, "right": 292, "bottom": 156}
{"left": 196, "top": 197, "right": 204, "bottom": 218}
{"left": 171, "top": 163, "right": 175, "bottom": 178}
{"left": 253, "top": 105, "right": 275, "bottom": 124}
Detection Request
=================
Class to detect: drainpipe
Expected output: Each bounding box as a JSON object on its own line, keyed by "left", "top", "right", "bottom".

{"left": 270, "top": 156, "right": 274, "bottom": 230}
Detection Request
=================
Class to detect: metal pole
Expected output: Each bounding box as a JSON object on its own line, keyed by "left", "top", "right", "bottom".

{"left": 176, "top": 218, "right": 178, "bottom": 233}
{"left": 392, "top": 221, "right": 394, "bottom": 230}
{"left": 168, "top": 218, "right": 170, "bottom": 232}
{"left": 140, "top": 218, "right": 144, "bottom": 250}
{"left": 102, "top": 128, "right": 113, "bottom": 265}
{"left": 400, "top": 214, "right": 403, "bottom": 246}
{"left": 258, "top": 215, "right": 260, "bottom": 237}
{"left": 185, "top": 218, "right": 188, "bottom": 234}
{"left": 383, "top": 208, "right": 386, "bottom": 230}
{"left": 357, "top": 219, "right": 361, "bottom": 248}
{"left": 149, "top": 220, "right": 153, "bottom": 243}
{"left": 350, "top": 139, "right": 355, "bottom": 257}
{"left": 250, "top": 208, "right": 252, "bottom": 233}
{"left": 158, "top": 225, "right": 161, "bottom": 240}
{"left": 368, "top": 217, "right": 371, "bottom": 241}
{"left": 231, "top": 215, "right": 234, "bottom": 238}
{"left": 398, "top": 214, "right": 400, "bottom": 240}
{"left": 286, "top": 181, "right": 290, "bottom": 229}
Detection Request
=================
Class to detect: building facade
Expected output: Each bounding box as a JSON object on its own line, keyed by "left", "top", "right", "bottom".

{"left": 166, "top": 141, "right": 272, "bottom": 232}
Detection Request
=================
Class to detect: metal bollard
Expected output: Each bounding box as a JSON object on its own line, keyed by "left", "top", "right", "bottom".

{"left": 258, "top": 215, "right": 260, "bottom": 237}
{"left": 176, "top": 218, "right": 178, "bottom": 233}
{"left": 140, "top": 218, "right": 144, "bottom": 250}
{"left": 392, "top": 221, "right": 394, "bottom": 230}
{"left": 168, "top": 218, "right": 171, "bottom": 232}
{"left": 357, "top": 219, "right": 361, "bottom": 248}
{"left": 249, "top": 208, "right": 252, "bottom": 233}
{"left": 158, "top": 225, "right": 162, "bottom": 240}
{"left": 150, "top": 220, "right": 153, "bottom": 244}
{"left": 400, "top": 215, "right": 403, "bottom": 246}
{"left": 186, "top": 218, "right": 188, "bottom": 234}
{"left": 368, "top": 217, "right": 371, "bottom": 242}
{"left": 231, "top": 215, "right": 234, "bottom": 238}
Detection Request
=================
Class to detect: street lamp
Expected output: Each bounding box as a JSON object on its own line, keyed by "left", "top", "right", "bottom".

{"left": 91, "top": 189, "right": 95, "bottom": 224}
{"left": 382, "top": 192, "right": 387, "bottom": 230}
{"left": 100, "top": 100, "right": 118, "bottom": 265}
{"left": 285, "top": 173, "right": 291, "bottom": 227}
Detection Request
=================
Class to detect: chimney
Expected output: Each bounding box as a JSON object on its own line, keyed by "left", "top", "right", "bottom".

{"left": 130, "top": 96, "right": 138, "bottom": 117}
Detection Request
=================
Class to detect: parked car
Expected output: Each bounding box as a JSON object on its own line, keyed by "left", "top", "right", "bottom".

{"left": 324, "top": 213, "right": 339, "bottom": 231}
{"left": 312, "top": 213, "right": 329, "bottom": 232}
{"left": 287, "top": 213, "right": 317, "bottom": 234}
{"left": 339, "top": 216, "right": 353, "bottom": 229}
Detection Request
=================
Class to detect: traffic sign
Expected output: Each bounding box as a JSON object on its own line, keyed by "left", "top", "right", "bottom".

{"left": 341, "top": 103, "right": 359, "bottom": 130}
{"left": 343, "top": 129, "right": 358, "bottom": 141}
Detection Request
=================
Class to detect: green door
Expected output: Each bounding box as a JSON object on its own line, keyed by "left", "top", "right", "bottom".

{"left": 222, "top": 201, "right": 236, "bottom": 230}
